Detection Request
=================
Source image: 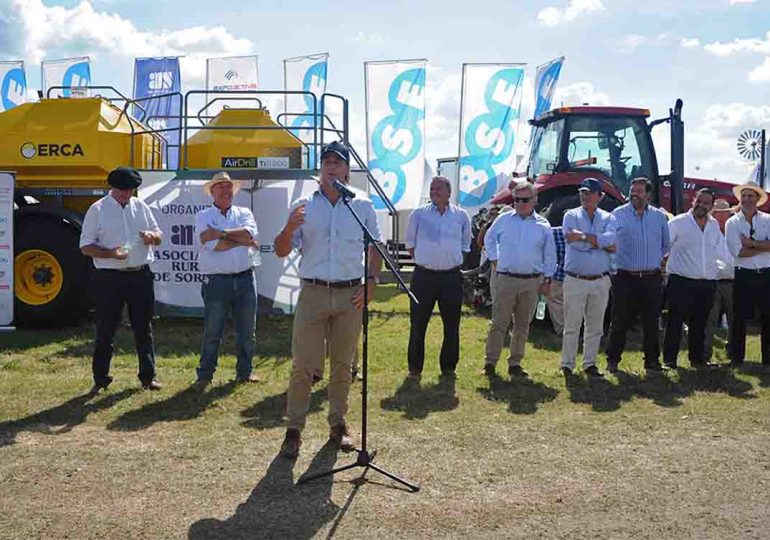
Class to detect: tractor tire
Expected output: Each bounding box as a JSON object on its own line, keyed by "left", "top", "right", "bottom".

{"left": 545, "top": 194, "right": 580, "bottom": 226}
{"left": 14, "top": 219, "right": 91, "bottom": 327}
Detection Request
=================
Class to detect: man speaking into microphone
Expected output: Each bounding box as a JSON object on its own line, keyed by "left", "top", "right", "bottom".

{"left": 274, "top": 141, "right": 382, "bottom": 458}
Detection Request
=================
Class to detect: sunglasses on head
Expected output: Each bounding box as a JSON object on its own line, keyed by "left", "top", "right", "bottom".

{"left": 514, "top": 197, "right": 533, "bottom": 203}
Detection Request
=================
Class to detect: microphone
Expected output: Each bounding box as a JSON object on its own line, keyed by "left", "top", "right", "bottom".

{"left": 332, "top": 179, "right": 357, "bottom": 199}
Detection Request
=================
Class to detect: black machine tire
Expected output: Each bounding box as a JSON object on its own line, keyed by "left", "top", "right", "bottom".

{"left": 545, "top": 193, "right": 622, "bottom": 227}
{"left": 14, "top": 218, "right": 92, "bottom": 327}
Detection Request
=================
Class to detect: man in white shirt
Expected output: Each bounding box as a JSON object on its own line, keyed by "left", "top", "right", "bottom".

{"left": 725, "top": 181, "right": 770, "bottom": 367}
{"left": 79, "top": 167, "right": 163, "bottom": 393}
{"left": 405, "top": 176, "right": 471, "bottom": 382}
{"left": 703, "top": 199, "right": 735, "bottom": 362}
{"left": 663, "top": 188, "right": 726, "bottom": 369}
{"left": 194, "top": 172, "right": 261, "bottom": 385}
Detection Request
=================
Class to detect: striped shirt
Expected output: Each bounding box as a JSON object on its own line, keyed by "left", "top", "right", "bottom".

{"left": 552, "top": 227, "right": 566, "bottom": 282}
{"left": 612, "top": 203, "right": 671, "bottom": 271}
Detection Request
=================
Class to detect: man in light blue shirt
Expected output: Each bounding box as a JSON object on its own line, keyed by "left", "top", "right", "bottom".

{"left": 194, "top": 172, "right": 261, "bottom": 386}
{"left": 273, "top": 141, "right": 382, "bottom": 458}
{"left": 560, "top": 178, "right": 617, "bottom": 377}
{"left": 405, "top": 176, "right": 471, "bottom": 383}
{"left": 483, "top": 180, "right": 556, "bottom": 379}
{"left": 605, "top": 177, "right": 670, "bottom": 374}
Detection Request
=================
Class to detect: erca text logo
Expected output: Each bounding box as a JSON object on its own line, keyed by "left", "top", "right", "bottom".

{"left": 20, "top": 142, "right": 85, "bottom": 159}
{"left": 149, "top": 71, "right": 173, "bottom": 91}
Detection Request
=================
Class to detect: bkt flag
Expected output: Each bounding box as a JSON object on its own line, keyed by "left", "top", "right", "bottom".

{"left": 457, "top": 63, "right": 525, "bottom": 209}
{"left": 284, "top": 53, "right": 328, "bottom": 168}
{"left": 0, "top": 61, "right": 26, "bottom": 112}
{"left": 133, "top": 57, "right": 182, "bottom": 168}
{"left": 42, "top": 57, "right": 91, "bottom": 97}
{"left": 534, "top": 56, "right": 564, "bottom": 120}
{"left": 365, "top": 59, "right": 427, "bottom": 211}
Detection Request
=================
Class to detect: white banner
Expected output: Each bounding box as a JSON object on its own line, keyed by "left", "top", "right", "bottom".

{"left": 139, "top": 172, "right": 317, "bottom": 314}
{"left": 534, "top": 56, "right": 564, "bottom": 120}
{"left": 206, "top": 56, "right": 259, "bottom": 114}
{"left": 365, "top": 59, "right": 427, "bottom": 211}
{"left": 457, "top": 63, "right": 525, "bottom": 210}
{"left": 0, "top": 172, "right": 14, "bottom": 326}
{"left": 42, "top": 57, "right": 91, "bottom": 97}
{"left": 0, "top": 61, "right": 26, "bottom": 112}
{"left": 284, "top": 53, "right": 328, "bottom": 167}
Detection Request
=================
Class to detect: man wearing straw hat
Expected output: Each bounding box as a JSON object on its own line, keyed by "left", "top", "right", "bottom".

{"left": 725, "top": 181, "right": 770, "bottom": 367}
{"left": 193, "top": 172, "right": 261, "bottom": 385}
{"left": 703, "top": 198, "right": 735, "bottom": 362}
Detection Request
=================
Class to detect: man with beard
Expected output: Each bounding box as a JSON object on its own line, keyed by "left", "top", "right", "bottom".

{"left": 662, "top": 188, "right": 726, "bottom": 369}
{"left": 605, "top": 177, "right": 671, "bottom": 374}
{"left": 725, "top": 181, "right": 770, "bottom": 368}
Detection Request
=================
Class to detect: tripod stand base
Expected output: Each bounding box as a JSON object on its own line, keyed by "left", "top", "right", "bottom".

{"left": 297, "top": 448, "right": 420, "bottom": 492}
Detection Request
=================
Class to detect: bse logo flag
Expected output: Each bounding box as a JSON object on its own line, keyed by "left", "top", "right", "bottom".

{"left": 149, "top": 71, "right": 173, "bottom": 91}
{"left": 1, "top": 66, "right": 26, "bottom": 111}
{"left": 62, "top": 62, "right": 91, "bottom": 97}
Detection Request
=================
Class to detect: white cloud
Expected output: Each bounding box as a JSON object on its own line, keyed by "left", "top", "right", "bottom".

{"left": 350, "top": 31, "right": 386, "bottom": 48}
{"left": 6, "top": 0, "right": 255, "bottom": 85}
{"left": 553, "top": 81, "right": 611, "bottom": 107}
{"left": 730, "top": 0, "right": 756, "bottom": 4}
{"left": 698, "top": 30, "right": 770, "bottom": 83}
{"left": 680, "top": 37, "right": 701, "bottom": 48}
{"left": 537, "top": 0, "right": 605, "bottom": 27}
{"left": 749, "top": 57, "right": 770, "bottom": 81}
{"left": 616, "top": 33, "right": 668, "bottom": 54}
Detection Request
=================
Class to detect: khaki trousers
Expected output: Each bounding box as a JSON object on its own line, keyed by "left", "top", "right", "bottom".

{"left": 561, "top": 275, "right": 611, "bottom": 369}
{"left": 285, "top": 283, "right": 361, "bottom": 431}
{"left": 485, "top": 274, "right": 540, "bottom": 367}
{"left": 546, "top": 280, "right": 565, "bottom": 335}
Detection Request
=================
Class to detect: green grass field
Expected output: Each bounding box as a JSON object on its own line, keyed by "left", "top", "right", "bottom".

{"left": 1, "top": 284, "right": 769, "bottom": 539}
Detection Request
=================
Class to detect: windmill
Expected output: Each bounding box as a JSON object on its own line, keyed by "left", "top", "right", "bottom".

{"left": 737, "top": 129, "right": 767, "bottom": 187}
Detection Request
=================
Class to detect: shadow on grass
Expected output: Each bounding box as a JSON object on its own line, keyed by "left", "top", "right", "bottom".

{"left": 0, "top": 388, "right": 138, "bottom": 447}
{"left": 380, "top": 376, "right": 460, "bottom": 419}
{"left": 188, "top": 445, "right": 341, "bottom": 540}
{"left": 106, "top": 382, "right": 237, "bottom": 431}
{"left": 564, "top": 367, "right": 756, "bottom": 412}
{"left": 240, "top": 387, "right": 328, "bottom": 431}
{"left": 732, "top": 362, "right": 770, "bottom": 388}
{"left": 476, "top": 374, "right": 559, "bottom": 414}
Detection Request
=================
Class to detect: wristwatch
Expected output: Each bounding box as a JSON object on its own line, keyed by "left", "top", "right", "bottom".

{"left": 543, "top": 277, "right": 552, "bottom": 284}
{"left": 220, "top": 230, "right": 228, "bottom": 241}
{"left": 580, "top": 233, "right": 587, "bottom": 241}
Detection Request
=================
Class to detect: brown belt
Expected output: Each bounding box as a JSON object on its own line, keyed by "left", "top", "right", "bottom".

{"left": 566, "top": 271, "right": 609, "bottom": 281}
{"left": 616, "top": 269, "right": 661, "bottom": 277}
{"left": 303, "top": 278, "right": 362, "bottom": 288}
{"left": 496, "top": 272, "right": 542, "bottom": 279}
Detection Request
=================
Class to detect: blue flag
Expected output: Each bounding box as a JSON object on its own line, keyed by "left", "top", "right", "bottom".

{"left": 133, "top": 58, "right": 182, "bottom": 169}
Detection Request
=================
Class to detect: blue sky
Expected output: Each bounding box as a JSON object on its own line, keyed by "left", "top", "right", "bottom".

{"left": 1, "top": 0, "right": 769, "bottom": 182}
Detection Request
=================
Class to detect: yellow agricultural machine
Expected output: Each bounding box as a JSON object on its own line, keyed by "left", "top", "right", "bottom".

{"left": 1, "top": 87, "right": 393, "bottom": 326}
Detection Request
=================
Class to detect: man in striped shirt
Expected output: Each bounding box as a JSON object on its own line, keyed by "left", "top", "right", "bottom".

{"left": 605, "top": 177, "right": 671, "bottom": 374}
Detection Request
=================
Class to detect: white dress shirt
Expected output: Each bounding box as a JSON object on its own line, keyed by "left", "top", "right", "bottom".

{"left": 725, "top": 210, "right": 770, "bottom": 270}
{"left": 195, "top": 205, "right": 259, "bottom": 275}
{"left": 666, "top": 211, "right": 727, "bottom": 280}
{"left": 405, "top": 203, "right": 471, "bottom": 270}
{"left": 79, "top": 195, "right": 159, "bottom": 269}
{"left": 291, "top": 188, "right": 382, "bottom": 281}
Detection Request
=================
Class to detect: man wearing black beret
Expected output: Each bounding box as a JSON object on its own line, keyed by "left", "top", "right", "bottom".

{"left": 79, "top": 167, "right": 164, "bottom": 393}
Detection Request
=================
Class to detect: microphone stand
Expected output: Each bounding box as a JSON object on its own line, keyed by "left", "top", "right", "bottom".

{"left": 297, "top": 188, "right": 420, "bottom": 493}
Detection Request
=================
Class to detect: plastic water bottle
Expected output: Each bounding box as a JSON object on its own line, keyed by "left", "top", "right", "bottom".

{"left": 535, "top": 295, "right": 547, "bottom": 320}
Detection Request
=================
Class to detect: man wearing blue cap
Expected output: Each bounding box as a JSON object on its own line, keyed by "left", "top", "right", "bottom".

{"left": 80, "top": 167, "right": 163, "bottom": 393}
{"left": 560, "top": 178, "right": 617, "bottom": 377}
{"left": 273, "top": 141, "right": 382, "bottom": 458}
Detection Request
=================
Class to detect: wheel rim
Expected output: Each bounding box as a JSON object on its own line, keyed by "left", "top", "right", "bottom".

{"left": 14, "top": 249, "right": 64, "bottom": 306}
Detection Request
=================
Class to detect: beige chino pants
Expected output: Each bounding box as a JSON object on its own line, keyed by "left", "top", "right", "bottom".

{"left": 285, "top": 283, "right": 361, "bottom": 431}
{"left": 484, "top": 274, "right": 541, "bottom": 367}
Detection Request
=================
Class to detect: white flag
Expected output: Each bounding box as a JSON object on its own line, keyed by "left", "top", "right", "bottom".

{"left": 457, "top": 63, "right": 525, "bottom": 209}
{"left": 284, "top": 53, "right": 329, "bottom": 167}
{"left": 0, "top": 61, "right": 26, "bottom": 112}
{"left": 206, "top": 56, "right": 259, "bottom": 114}
{"left": 42, "top": 57, "right": 91, "bottom": 97}
{"left": 365, "top": 59, "right": 427, "bottom": 211}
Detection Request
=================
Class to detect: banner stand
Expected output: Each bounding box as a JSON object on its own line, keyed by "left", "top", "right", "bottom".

{"left": 0, "top": 171, "right": 15, "bottom": 331}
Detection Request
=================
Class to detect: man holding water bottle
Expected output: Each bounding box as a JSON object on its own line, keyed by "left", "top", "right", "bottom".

{"left": 80, "top": 167, "right": 163, "bottom": 394}
{"left": 482, "top": 180, "right": 556, "bottom": 380}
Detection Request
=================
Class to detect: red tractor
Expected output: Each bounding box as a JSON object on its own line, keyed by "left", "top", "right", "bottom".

{"left": 490, "top": 99, "right": 765, "bottom": 222}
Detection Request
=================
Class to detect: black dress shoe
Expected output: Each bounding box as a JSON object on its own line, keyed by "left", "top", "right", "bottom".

{"left": 508, "top": 365, "right": 529, "bottom": 379}
{"left": 142, "top": 380, "right": 163, "bottom": 391}
{"left": 561, "top": 367, "right": 573, "bottom": 376}
{"left": 607, "top": 360, "right": 621, "bottom": 374}
{"left": 584, "top": 365, "right": 604, "bottom": 378}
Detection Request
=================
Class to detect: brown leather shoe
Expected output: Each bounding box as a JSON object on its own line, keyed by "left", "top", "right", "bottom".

{"left": 329, "top": 423, "right": 356, "bottom": 452}
{"left": 280, "top": 429, "right": 301, "bottom": 459}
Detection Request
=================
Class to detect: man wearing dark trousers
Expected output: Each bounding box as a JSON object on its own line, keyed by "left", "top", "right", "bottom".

{"left": 662, "top": 188, "right": 725, "bottom": 369}
{"left": 605, "top": 177, "right": 671, "bottom": 375}
{"left": 725, "top": 181, "right": 770, "bottom": 368}
{"left": 405, "top": 176, "right": 472, "bottom": 382}
{"left": 79, "top": 167, "right": 163, "bottom": 394}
